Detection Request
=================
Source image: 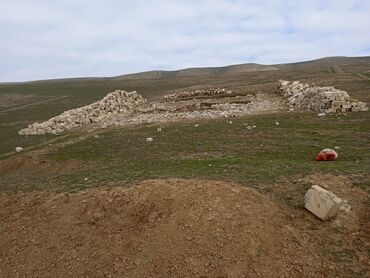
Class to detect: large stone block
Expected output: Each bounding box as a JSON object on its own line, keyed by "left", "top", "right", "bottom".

{"left": 304, "top": 185, "right": 342, "bottom": 220}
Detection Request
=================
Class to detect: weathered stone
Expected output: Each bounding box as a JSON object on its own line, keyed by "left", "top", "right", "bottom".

{"left": 304, "top": 185, "right": 342, "bottom": 220}
{"left": 19, "top": 90, "right": 147, "bottom": 135}
{"left": 277, "top": 80, "right": 368, "bottom": 113}
{"left": 164, "top": 88, "right": 234, "bottom": 100}
{"left": 15, "top": 147, "right": 23, "bottom": 152}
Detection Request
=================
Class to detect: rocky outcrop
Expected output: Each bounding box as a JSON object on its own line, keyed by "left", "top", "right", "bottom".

{"left": 19, "top": 90, "right": 146, "bottom": 135}
{"left": 277, "top": 80, "right": 368, "bottom": 113}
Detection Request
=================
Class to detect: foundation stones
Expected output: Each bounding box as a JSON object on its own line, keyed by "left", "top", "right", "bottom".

{"left": 163, "top": 88, "right": 234, "bottom": 100}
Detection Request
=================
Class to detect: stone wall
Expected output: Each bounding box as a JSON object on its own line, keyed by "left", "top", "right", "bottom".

{"left": 277, "top": 80, "right": 368, "bottom": 113}
{"left": 164, "top": 88, "right": 233, "bottom": 100}
{"left": 19, "top": 90, "right": 147, "bottom": 135}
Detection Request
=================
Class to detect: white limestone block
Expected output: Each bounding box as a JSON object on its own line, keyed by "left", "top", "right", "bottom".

{"left": 304, "top": 185, "right": 342, "bottom": 220}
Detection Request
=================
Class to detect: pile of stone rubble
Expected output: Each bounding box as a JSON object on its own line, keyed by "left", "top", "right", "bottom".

{"left": 114, "top": 93, "right": 281, "bottom": 126}
{"left": 164, "top": 88, "right": 233, "bottom": 100}
{"left": 19, "top": 90, "right": 146, "bottom": 135}
{"left": 277, "top": 80, "right": 368, "bottom": 113}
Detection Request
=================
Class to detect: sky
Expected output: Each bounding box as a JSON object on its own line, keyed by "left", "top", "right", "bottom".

{"left": 1, "top": 0, "right": 370, "bottom": 82}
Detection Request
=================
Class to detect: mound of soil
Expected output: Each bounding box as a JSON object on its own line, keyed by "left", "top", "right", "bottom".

{"left": 0, "top": 179, "right": 352, "bottom": 277}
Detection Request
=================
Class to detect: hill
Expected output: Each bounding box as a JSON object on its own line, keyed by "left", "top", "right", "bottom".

{"left": 112, "top": 63, "right": 278, "bottom": 80}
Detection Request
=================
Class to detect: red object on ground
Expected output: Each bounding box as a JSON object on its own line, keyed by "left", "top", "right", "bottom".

{"left": 316, "top": 149, "right": 338, "bottom": 161}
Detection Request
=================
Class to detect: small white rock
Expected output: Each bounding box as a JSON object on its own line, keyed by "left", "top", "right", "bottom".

{"left": 146, "top": 137, "right": 154, "bottom": 142}
{"left": 275, "top": 121, "right": 280, "bottom": 126}
{"left": 318, "top": 112, "right": 326, "bottom": 117}
{"left": 194, "top": 124, "right": 199, "bottom": 128}
{"left": 157, "top": 127, "right": 162, "bottom": 132}
{"left": 15, "top": 147, "right": 23, "bottom": 152}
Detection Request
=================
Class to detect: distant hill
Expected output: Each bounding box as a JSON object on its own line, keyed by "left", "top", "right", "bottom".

{"left": 112, "top": 63, "right": 278, "bottom": 80}
{"left": 2, "top": 56, "right": 370, "bottom": 84}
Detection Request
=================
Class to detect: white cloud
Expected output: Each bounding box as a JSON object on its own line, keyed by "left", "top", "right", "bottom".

{"left": 0, "top": 0, "right": 369, "bottom": 81}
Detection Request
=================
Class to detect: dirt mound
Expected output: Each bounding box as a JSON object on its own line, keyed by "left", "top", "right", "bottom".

{"left": 0, "top": 179, "right": 342, "bottom": 277}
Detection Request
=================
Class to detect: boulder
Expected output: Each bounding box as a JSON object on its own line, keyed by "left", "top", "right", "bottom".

{"left": 304, "top": 185, "right": 342, "bottom": 220}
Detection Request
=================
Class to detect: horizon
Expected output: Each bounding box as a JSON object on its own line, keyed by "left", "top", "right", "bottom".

{"left": 1, "top": 0, "right": 370, "bottom": 82}
{"left": 1, "top": 55, "right": 369, "bottom": 84}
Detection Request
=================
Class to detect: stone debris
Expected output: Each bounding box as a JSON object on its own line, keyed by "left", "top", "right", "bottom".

{"left": 316, "top": 148, "right": 338, "bottom": 161}
{"left": 157, "top": 127, "right": 162, "bottom": 132}
{"left": 163, "top": 88, "right": 233, "bottom": 100}
{"left": 275, "top": 121, "right": 280, "bottom": 126}
{"left": 19, "top": 87, "right": 282, "bottom": 135}
{"left": 18, "top": 90, "right": 147, "bottom": 135}
{"left": 304, "top": 185, "right": 342, "bottom": 220}
{"left": 15, "top": 147, "right": 23, "bottom": 152}
{"left": 194, "top": 124, "right": 200, "bottom": 128}
{"left": 146, "top": 137, "right": 154, "bottom": 142}
{"left": 277, "top": 80, "right": 368, "bottom": 113}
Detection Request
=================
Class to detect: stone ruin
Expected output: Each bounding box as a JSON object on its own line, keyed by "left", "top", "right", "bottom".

{"left": 277, "top": 80, "right": 368, "bottom": 113}
{"left": 18, "top": 90, "right": 146, "bottom": 135}
{"left": 163, "top": 88, "right": 234, "bottom": 100}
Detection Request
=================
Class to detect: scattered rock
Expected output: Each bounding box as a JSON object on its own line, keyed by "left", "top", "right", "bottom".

{"left": 316, "top": 149, "right": 338, "bottom": 161}
{"left": 146, "top": 137, "right": 154, "bottom": 142}
{"left": 15, "top": 147, "right": 23, "bottom": 152}
{"left": 275, "top": 121, "right": 280, "bottom": 126}
{"left": 318, "top": 112, "right": 326, "bottom": 117}
{"left": 157, "top": 127, "right": 162, "bottom": 132}
{"left": 193, "top": 124, "right": 199, "bottom": 128}
{"left": 304, "top": 185, "right": 342, "bottom": 220}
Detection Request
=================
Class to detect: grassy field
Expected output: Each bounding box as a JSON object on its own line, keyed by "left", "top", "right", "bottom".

{"left": 1, "top": 110, "right": 368, "bottom": 194}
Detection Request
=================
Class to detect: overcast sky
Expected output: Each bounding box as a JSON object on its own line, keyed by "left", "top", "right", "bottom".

{"left": 1, "top": 0, "right": 370, "bottom": 82}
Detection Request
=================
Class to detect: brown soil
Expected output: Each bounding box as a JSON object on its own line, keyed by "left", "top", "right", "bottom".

{"left": 0, "top": 154, "right": 81, "bottom": 176}
{"left": 1, "top": 178, "right": 368, "bottom": 277}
